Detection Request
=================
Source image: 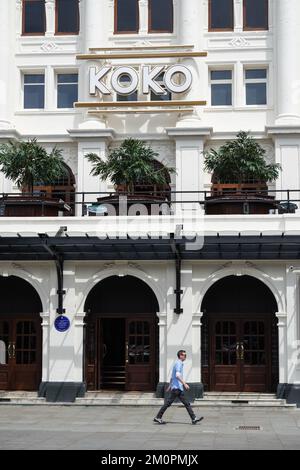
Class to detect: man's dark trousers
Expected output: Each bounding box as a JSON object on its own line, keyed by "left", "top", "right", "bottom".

{"left": 156, "top": 389, "right": 195, "bottom": 420}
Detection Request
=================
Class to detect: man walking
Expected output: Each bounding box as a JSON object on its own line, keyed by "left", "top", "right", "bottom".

{"left": 154, "top": 350, "right": 203, "bottom": 425}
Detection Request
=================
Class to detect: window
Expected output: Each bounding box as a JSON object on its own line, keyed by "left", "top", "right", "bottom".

{"left": 57, "top": 74, "right": 78, "bottom": 108}
{"left": 56, "top": 0, "right": 79, "bottom": 35}
{"left": 115, "top": 0, "right": 139, "bottom": 33}
{"left": 24, "top": 74, "right": 45, "bottom": 109}
{"left": 150, "top": 73, "right": 172, "bottom": 101}
{"left": 209, "top": 0, "right": 234, "bottom": 31}
{"left": 117, "top": 75, "right": 138, "bottom": 101}
{"left": 149, "top": 0, "right": 173, "bottom": 33}
{"left": 245, "top": 69, "right": 267, "bottom": 105}
{"left": 210, "top": 70, "right": 232, "bottom": 106}
{"left": 23, "top": 0, "right": 46, "bottom": 35}
{"left": 244, "top": 0, "right": 268, "bottom": 30}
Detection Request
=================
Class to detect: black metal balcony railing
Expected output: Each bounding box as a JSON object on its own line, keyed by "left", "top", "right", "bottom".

{"left": 0, "top": 189, "right": 299, "bottom": 217}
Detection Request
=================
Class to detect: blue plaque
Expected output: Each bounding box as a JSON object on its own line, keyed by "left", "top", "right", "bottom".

{"left": 54, "top": 315, "right": 70, "bottom": 332}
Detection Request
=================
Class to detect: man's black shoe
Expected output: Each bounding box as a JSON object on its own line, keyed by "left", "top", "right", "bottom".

{"left": 192, "top": 416, "right": 203, "bottom": 425}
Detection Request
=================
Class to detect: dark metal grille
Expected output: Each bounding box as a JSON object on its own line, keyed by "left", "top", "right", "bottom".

{"left": 236, "top": 426, "right": 261, "bottom": 431}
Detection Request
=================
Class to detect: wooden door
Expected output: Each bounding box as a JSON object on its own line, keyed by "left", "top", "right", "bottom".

{"left": 210, "top": 315, "right": 272, "bottom": 393}
{"left": 241, "top": 318, "right": 271, "bottom": 392}
{"left": 125, "top": 317, "right": 156, "bottom": 391}
{"left": 0, "top": 321, "right": 10, "bottom": 390}
{"left": 0, "top": 318, "right": 41, "bottom": 391}
{"left": 211, "top": 318, "right": 240, "bottom": 392}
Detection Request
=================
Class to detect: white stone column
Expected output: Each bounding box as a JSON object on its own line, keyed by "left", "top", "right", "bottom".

{"left": 191, "top": 312, "right": 202, "bottom": 383}
{"left": 276, "top": 312, "right": 288, "bottom": 384}
{"left": 180, "top": 0, "right": 201, "bottom": 48}
{"left": 0, "top": 0, "right": 13, "bottom": 129}
{"left": 166, "top": 128, "right": 212, "bottom": 213}
{"left": 275, "top": 0, "right": 300, "bottom": 124}
{"left": 234, "top": 0, "right": 243, "bottom": 32}
{"left": 139, "top": 0, "right": 148, "bottom": 35}
{"left": 158, "top": 311, "right": 167, "bottom": 382}
{"left": 179, "top": 0, "right": 204, "bottom": 125}
{"left": 77, "top": 141, "right": 107, "bottom": 214}
{"left": 286, "top": 270, "right": 300, "bottom": 384}
{"left": 84, "top": 0, "right": 108, "bottom": 50}
{"left": 68, "top": 130, "right": 115, "bottom": 215}
{"left": 40, "top": 312, "right": 50, "bottom": 382}
{"left": 177, "top": 263, "right": 193, "bottom": 382}
{"left": 269, "top": 133, "right": 300, "bottom": 206}
{"left": 79, "top": 0, "right": 109, "bottom": 128}
{"left": 45, "top": 0, "right": 55, "bottom": 37}
{"left": 74, "top": 312, "right": 86, "bottom": 383}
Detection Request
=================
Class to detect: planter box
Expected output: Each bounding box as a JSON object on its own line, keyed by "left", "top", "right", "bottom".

{"left": 0, "top": 196, "right": 71, "bottom": 217}
{"left": 211, "top": 182, "right": 268, "bottom": 195}
{"left": 88, "top": 193, "right": 171, "bottom": 216}
{"left": 205, "top": 194, "right": 277, "bottom": 215}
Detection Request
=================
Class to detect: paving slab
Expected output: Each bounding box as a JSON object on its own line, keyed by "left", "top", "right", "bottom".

{"left": 0, "top": 405, "right": 299, "bottom": 450}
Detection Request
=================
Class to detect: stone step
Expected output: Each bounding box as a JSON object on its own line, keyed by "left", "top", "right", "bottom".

{"left": 205, "top": 392, "right": 277, "bottom": 397}
{"left": 203, "top": 394, "right": 278, "bottom": 401}
{"left": 0, "top": 391, "right": 296, "bottom": 407}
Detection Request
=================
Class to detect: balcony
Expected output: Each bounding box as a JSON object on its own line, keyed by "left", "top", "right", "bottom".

{"left": 0, "top": 189, "right": 298, "bottom": 218}
{"left": 0, "top": 188, "right": 300, "bottom": 262}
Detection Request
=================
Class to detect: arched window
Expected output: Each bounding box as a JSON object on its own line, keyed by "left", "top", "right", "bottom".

{"left": 33, "top": 163, "right": 76, "bottom": 214}
{"left": 149, "top": 0, "right": 173, "bottom": 33}
{"left": 115, "top": 0, "right": 139, "bottom": 34}
{"left": 115, "top": 160, "right": 171, "bottom": 199}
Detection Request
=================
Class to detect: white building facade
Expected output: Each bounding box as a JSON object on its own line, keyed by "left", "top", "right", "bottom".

{"left": 0, "top": 0, "right": 300, "bottom": 403}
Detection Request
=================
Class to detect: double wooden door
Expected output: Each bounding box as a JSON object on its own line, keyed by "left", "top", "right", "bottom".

{"left": 0, "top": 318, "right": 41, "bottom": 391}
{"left": 86, "top": 315, "right": 157, "bottom": 391}
{"left": 209, "top": 315, "right": 272, "bottom": 392}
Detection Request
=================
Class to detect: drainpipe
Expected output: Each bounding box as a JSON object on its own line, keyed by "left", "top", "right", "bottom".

{"left": 171, "top": 234, "right": 183, "bottom": 314}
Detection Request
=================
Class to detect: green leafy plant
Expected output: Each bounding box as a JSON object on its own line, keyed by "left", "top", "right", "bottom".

{"left": 86, "top": 138, "right": 175, "bottom": 194}
{"left": 204, "top": 131, "right": 281, "bottom": 184}
{"left": 0, "top": 139, "right": 64, "bottom": 194}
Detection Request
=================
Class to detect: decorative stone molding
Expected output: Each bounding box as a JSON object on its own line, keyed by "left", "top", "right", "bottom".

{"left": 127, "top": 262, "right": 144, "bottom": 272}
{"left": 74, "top": 312, "right": 86, "bottom": 327}
{"left": 103, "top": 262, "right": 116, "bottom": 270}
{"left": 41, "top": 42, "right": 60, "bottom": 53}
{"left": 157, "top": 311, "right": 167, "bottom": 325}
{"left": 192, "top": 311, "right": 203, "bottom": 327}
{"left": 275, "top": 312, "right": 288, "bottom": 327}
{"left": 200, "top": 265, "right": 285, "bottom": 314}
{"left": 229, "top": 37, "right": 250, "bottom": 48}
{"left": 40, "top": 312, "right": 50, "bottom": 327}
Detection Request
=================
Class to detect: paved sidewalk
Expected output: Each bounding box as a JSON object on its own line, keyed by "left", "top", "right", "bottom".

{"left": 0, "top": 405, "right": 299, "bottom": 450}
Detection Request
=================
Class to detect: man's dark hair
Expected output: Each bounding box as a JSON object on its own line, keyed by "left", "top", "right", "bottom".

{"left": 177, "top": 350, "right": 186, "bottom": 358}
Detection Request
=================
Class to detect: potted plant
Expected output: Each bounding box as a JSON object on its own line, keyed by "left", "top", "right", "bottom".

{"left": 203, "top": 131, "right": 281, "bottom": 215}
{"left": 0, "top": 139, "right": 69, "bottom": 216}
{"left": 85, "top": 138, "right": 175, "bottom": 215}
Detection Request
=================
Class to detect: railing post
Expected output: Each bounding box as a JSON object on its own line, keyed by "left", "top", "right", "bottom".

{"left": 81, "top": 192, "right": 85, "bottom": 217}
{"left": 287, "top": 190, "right": 290, "bottom": 213}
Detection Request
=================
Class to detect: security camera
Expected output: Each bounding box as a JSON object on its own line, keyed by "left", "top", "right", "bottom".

{"left": 289, "top": 266, "right": 294, "bottom": 271}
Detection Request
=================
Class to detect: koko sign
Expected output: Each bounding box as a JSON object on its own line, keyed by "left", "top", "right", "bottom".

{"left": 89, "top": 65, "right": 192, "bottom": 97}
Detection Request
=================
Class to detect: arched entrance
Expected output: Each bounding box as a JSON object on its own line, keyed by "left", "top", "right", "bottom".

{"left": 33, "top": 162, "right": 76, "bottom": 215}
{"left": 84, "top": 275, "right": 159, "bottom": 391}
{"left": 201, "top": 275, "right": 279, "bottom": 393}
{"left": 0, "top": 276, "right": 42, "bottom": 391}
